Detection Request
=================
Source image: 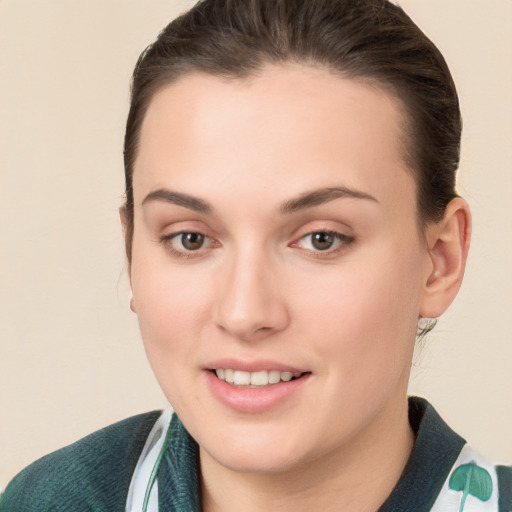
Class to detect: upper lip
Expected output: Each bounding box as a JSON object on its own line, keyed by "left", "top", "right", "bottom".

{"left": 204, "top": 358, "right": 308, "bottom": 374}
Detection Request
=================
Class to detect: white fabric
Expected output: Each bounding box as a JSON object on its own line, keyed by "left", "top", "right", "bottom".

{"left": 431, "top": 444, "right": 499, "bottom": 512}
{"left": 125, "top": 408, "right": 173, "bottom": 512}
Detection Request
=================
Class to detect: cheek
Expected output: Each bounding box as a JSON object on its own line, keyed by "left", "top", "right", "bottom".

{"left": 292, "top": 241, "right": 425, "bottom": 367}
{"left": 134, "top": 283, "right": 209, "bottom": 410}
{"left": 135, "top": 281, "right": 209, "bottom": 341}
{"left": 130, "top": 251, "right": 214, "bottom": 384}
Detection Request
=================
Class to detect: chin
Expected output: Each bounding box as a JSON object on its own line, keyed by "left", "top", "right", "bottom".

{"left": 195, "top": 417, "right": 323, "bottom": 475}
{"left": 202, "top": 442, "right": 305, "bottom": 475}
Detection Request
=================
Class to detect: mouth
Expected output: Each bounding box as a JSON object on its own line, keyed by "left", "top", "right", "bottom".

{"left": 205, "top": 364, "right": 311, "bottom": 413}
{"left": 211, "top": 369, "right": 308, "bottom": 388}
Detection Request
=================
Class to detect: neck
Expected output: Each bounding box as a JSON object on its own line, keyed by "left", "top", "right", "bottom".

{"left": 200, "top": 397, "right": 414, "bottom": 512}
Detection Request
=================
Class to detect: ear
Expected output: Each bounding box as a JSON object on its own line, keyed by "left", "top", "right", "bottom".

{"left": 119, "top": 206, "right": 136, "bottom": 312}
{"left": 119, "top": 205, "right": 129, "bottom": 237}
{"left": 420, "top": 197, "right": 471, "bottom": 319}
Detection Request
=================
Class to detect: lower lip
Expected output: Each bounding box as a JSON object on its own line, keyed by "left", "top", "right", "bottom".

{"left": 205, "top": 371, "right": 310, "bottom": 414}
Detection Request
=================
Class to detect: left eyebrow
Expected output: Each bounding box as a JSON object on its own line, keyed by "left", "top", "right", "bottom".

{"left": 279, "top": 186, "right": 378, "bottom": 214}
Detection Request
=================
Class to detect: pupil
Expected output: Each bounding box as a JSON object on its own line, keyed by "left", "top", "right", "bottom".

{"left": 182, "top": 232, "right": 204, "bottom": 250}
{"left": 312, "top": 232, "right": 334, "bottom": 250}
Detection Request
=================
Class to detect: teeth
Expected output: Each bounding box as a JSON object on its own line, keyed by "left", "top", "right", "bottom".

{"left": 233, "top": 370, "right": 251, "bottom": 386}
{"left": 268, "top": 370, "right": 281, "bottom": 384}
{"left": 214, "top": 369, "right": 303, "bottom": 386}
{"left": 250, "top": 370, "right": 268, "bottom": 386}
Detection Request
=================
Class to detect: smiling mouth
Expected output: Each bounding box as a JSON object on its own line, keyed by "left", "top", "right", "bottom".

{"left": 213, "top": 369, "right": 307, "bottom": 387}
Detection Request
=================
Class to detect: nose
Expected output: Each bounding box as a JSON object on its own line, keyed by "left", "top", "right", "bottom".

{"left": 213, "top": 249, "right": 290, "bottom": 341}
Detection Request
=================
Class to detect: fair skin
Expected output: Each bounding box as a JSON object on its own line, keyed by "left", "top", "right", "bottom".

{"left": 123, "top": 64, "right": 470, "bottom": 512}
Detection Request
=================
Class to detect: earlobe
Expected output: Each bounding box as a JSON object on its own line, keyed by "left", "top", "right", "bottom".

{"left": 420, "top": 197, "right": 471, "bottom": 319}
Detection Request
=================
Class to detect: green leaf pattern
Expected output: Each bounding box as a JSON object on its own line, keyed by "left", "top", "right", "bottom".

{"left": 449, "top": 462, "right": 493, "bottom": 512}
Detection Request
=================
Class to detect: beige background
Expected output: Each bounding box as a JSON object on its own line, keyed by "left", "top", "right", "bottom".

{"left": 1, "top": 0, "right": 511, "bottom": 487}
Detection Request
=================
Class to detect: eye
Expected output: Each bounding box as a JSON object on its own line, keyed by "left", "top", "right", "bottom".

{"left": 161, "top": 231, "right": 217, "bottom": 257}
{"left": 294, "top": 231, "right": 354, "bottom": 253}
{"left": 177, "top": 232, "right": 206, "bottom": 251}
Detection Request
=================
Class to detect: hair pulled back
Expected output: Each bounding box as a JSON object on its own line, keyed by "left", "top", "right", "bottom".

{"left": 123, "top": 0, "right": 461, "bottom": 258}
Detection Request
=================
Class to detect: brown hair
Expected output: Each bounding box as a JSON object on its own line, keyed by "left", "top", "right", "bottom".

{"left": 123, "top": 0, "right": 461, "bottom": 259}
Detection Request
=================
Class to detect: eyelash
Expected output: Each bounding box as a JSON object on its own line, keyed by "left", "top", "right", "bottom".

{"left": 160, "top": 230, "right": 355, "bottom": 259}
{"left": 291, "top": 231, "right": 355, "bottom": 258}
{"left": 160, "top": 232, "right": 217, "bottom": 259}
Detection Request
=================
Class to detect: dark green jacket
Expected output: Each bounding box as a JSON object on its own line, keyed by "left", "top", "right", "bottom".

{"left": 2, "top": 398, "right": 511, "bottom": 511}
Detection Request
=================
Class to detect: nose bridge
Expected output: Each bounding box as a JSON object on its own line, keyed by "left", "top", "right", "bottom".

{"left": 214, "top": 242, "right": 289, "bottom": 340}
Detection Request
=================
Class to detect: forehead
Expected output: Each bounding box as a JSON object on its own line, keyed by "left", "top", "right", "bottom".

{"left": 134, "top": 64, "right": 414, "bottom": 211}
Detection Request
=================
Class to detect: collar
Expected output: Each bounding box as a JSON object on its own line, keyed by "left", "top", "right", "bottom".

{"left": 145, "top": 397, "right": 472, "bottom": 511}
{"left": 378, "top": 396, "right": 466, "bottom": 511}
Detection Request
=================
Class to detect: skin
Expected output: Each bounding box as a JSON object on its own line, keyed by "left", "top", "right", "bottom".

{"left": 124, "top": 64, "right": 470, "bottom": 512}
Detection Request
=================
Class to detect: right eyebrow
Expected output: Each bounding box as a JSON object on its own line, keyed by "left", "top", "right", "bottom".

{"left": 141, "top": 189, "right": 212, "bottom": 213}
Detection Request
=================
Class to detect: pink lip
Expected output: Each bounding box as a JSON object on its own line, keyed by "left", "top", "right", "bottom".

{"left": 204, "top": 368, "right": 311, "bottom": 414}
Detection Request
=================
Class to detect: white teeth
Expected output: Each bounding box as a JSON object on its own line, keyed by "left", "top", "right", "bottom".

{"left": 214, "top": 368, "right": 303, "bottom": 386}
{"left": 250, "top": 370, "right": 268, "bottom": 386}
{"left": 268, "top": 370, "right": 281, "bottom": 384}
{"left": 233, "top": 370, "right": 251, "bottom": 386}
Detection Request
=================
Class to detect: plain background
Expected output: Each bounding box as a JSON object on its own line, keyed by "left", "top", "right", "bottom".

{"left": 1, "top": 0, "right": 511, "bottom": 487}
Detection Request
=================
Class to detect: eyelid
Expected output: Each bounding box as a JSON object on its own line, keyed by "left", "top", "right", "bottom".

{"left": 160, "top": 230, "right": 220, "bottom": 259}
{"left": 289, "top": 229, "right": 355, "bottom": 257}
{"left": 158, "top": 219, "right": 217, "bottom": 242}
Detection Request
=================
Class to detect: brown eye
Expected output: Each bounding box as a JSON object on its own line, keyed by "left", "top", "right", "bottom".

{"left": 180, "top": 232, "right": 205, "bottom": 250}
{"left": 311, "top": 232, "right": 335, "bottom": 251}
{"left": 161, "top": 231, "right": 218, "bottom": 259}
{"left": 293, "top": 230, "right": 354, "bottom": 254}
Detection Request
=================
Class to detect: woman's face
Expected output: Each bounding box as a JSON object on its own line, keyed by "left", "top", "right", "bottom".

{"left": 128, "top": 64, "right": 433, "bottom": 474}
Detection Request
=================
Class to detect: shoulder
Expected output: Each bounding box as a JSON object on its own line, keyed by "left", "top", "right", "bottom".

{"left": 1, "top": 410, "right": 161, "bottom": 512}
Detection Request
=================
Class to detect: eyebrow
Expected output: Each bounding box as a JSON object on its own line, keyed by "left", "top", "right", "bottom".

{"left": 141, "top": 185, "right": 377, "bottom": 215}
{"left": 142, "top": 189, "right": 212, "bottom": 213}
{"left": 279, "top": 186, "right": 378, "bottom": 214}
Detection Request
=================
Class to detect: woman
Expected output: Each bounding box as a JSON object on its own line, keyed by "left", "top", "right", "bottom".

{"left": 2, "top": 0, "right": 510, "bottom": 510}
